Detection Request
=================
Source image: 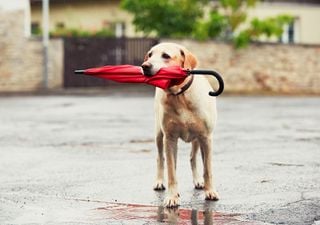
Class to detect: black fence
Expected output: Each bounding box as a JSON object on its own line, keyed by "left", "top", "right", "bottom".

{"left": 63, "top": 37, "right": 159, "bottom": 87}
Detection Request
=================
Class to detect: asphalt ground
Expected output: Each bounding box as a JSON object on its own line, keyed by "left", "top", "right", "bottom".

{"left": 0, "top": 90, "right": 319, "bottom": 225}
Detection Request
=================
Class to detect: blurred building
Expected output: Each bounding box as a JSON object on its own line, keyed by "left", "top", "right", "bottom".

{"left": 30, "top": 0, "right": 137, "bottom": 37}
{"left": 249, "top": 0, "right": 320, "bottom": 44}
{"left": 0, "top": 0, "right": 63, "bottom": 92}
{"left": 0, "top": 0, "right": 31, "bottom": 37}
{"left": 29, "top": 0, "right": 320, "bottom": 44}
{"left": 1, "top": 0, "right": 319, "bottom": 93}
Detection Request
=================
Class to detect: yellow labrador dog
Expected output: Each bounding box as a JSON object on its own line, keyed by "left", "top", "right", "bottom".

{"left": 142, "top": 43, "right": 219, "bottom": 208}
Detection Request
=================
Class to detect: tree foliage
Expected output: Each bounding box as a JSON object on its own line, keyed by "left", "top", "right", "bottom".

{"left": 234, "top": 15, "right": 293, "bottom": 47}
{"left": 121, "top": 0, "right": 208, "bottom": 37}
{"left": 121, "top": 0, "right": 293, "bottom": 48}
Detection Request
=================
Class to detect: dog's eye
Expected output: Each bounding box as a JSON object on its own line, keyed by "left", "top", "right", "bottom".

{"left": 148, "top": 52, "right": 152, "bottom": 58}
{"left": 162, "top": 53, "right": 171, "bottom": 59}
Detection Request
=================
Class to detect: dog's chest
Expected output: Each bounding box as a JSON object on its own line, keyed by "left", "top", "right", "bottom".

{"left": 162, "top": 100, "right": 210, "bottom": 142}
{"left": 177, "top": 111, "right": 206, "bottom": 142}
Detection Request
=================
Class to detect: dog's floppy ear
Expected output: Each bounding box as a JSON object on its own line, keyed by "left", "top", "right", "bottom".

{"left": 180, "top": 49, "right": 197, "bottom": 69}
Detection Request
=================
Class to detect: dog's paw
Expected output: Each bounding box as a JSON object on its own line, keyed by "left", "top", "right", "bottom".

{"left": 193, "top": 179, "right": 204, "bottom": 189}
{"left": 205, "top": 190, "right": 219, "bottom": 201}
{"left": 153, "top": 181, "right": 166, "bottom": 191}
{"left": 164, "top": 194, "right": 180, "bottom": 208}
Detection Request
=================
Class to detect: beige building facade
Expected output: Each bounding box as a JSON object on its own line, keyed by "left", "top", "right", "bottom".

{"left": 30, "top": 0, "right": 320, "bottom": 44}
{"left": 30, "top": 0, "right": 137, "bottom": 37}
{"left": 248, "top": 1, "right": 320, "bottom": 44}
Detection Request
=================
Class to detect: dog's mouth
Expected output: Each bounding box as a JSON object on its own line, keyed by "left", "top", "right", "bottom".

{"left": 142, "top": 67, "right": 153, "bottom": 76}
{"left": 141, "top": 62, "right": 157, "bottom": 76}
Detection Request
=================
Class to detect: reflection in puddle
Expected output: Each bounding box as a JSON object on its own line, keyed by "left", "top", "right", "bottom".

{"left": 95, "top": 202, "right": 260, "bottom": 224}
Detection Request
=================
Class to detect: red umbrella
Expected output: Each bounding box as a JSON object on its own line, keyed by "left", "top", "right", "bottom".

{"left": 75, "top": 65, "right": 224, "bottom": 96}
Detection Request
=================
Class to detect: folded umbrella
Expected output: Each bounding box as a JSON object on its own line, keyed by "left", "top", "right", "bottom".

{"left": 75, "top": 65, "right": 224, "bottom": 96}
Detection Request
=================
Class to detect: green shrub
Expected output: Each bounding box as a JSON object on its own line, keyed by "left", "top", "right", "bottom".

{"left": 49, "top": 27, "right": 115, "bottom": 38}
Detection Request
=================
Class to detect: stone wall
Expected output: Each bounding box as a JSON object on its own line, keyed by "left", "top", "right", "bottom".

{"left": 166, "top": 39, "right": 320, "bottom": 95}
{"left": 0, "top": 10, "right": 63, "bottom": 92}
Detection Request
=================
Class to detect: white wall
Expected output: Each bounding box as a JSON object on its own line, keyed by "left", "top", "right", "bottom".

{"left": 0, "top": 0, "right": 31, "bottom": 37}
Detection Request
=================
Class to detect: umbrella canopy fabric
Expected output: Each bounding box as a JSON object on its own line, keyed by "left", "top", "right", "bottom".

{"left": 78, "top": 65, "right": 188, "bottom": 89}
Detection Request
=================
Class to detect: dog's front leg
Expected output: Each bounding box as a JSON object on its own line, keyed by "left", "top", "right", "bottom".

{"left": 154, "top": 131, "right": 165, "bottom": 190}
{"left": 163, "top": 136, "right": 180, "bottom": 207}
{"left": 191, "top": 140, "right": 204, "bottom": 189}
{"left": 199, "top": 136, "right": 219, "bottom": 201}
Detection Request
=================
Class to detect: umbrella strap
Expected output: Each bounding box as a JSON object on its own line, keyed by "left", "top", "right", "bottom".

{"left": 170, "top": 75, "right": 194, "bottom": 96}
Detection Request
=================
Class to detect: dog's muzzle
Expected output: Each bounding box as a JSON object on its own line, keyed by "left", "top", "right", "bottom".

{"left": 141, "top": 62, "right": 153, "bottom": 76}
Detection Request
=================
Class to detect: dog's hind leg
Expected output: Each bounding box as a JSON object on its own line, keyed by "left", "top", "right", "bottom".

{"left": 199, "top": 136, "right": 219, "bottom": 201}
{"left": 190, "top": 140, "right": 204, "bottom": 189}
{"left": 154, "top": 131, "right": 166, "bottom": 191}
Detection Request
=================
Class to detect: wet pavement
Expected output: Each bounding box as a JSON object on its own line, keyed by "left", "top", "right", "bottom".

{"left": 0, "top": 91, "right": 319, "bottom": 225}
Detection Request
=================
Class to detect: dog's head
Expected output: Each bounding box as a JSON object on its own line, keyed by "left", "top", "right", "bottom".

{"left": 142, "top": 43, "right": 197, "bottom": 76}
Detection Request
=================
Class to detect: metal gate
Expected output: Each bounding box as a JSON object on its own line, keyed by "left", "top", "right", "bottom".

{"left": 63, "top": 37, "right": 158, "bottom": 87}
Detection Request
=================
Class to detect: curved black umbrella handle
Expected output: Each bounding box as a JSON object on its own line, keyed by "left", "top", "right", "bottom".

{"left": 188, "top": 69, "right": 224, "bottom": 96}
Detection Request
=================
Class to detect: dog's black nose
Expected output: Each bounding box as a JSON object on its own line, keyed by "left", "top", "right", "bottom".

{"left": 141, "top": 62, "right": 153, "bottom": 76}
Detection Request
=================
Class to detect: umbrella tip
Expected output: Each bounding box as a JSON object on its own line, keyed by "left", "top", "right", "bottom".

{"left": 74, "top": 70, "right": 85, "bottom": 74}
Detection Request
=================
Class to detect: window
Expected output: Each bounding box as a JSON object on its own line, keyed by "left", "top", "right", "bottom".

{"left": 280, "top": 19, "right": 299, "bottom": 44}
{"left": 31, "top": 22, "right": 40, "bottom": 35}
{"left": 55, "top": 22, "right": 65, "bottom": 29}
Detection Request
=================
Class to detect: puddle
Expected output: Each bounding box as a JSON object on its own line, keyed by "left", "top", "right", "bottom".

{"left": 129, "top": 138, "right": 154, "bottom": 144}
{"left": 94, "top": 202, "right": 264, "bottom": 225}
{"left": 268, "top": 162, "right": 304, "bottom": 167}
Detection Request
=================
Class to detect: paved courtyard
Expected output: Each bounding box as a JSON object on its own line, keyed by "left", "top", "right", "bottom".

{"left": 0, "top": 91, "right": 319, "bottom": 224}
